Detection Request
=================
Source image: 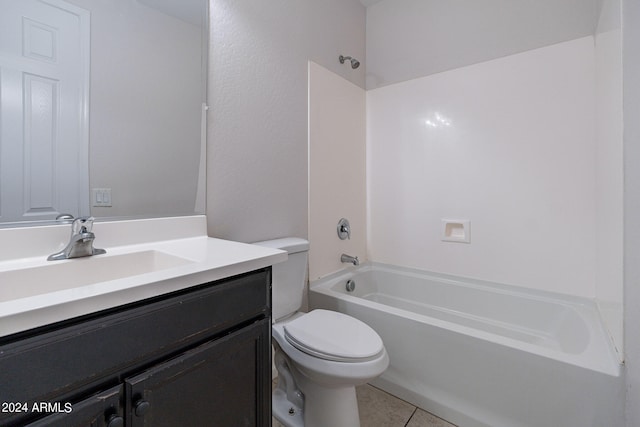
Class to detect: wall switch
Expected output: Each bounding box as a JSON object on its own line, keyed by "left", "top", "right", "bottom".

{"left": 441, "top": 219, "right": 470, "bottom": 243}
{"left": 92, "top": 188, "right": 112, "bottom": 207}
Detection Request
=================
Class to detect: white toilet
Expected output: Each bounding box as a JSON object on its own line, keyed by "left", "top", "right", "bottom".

{"left": 254, "top": 238, "right": 388, "bottom": 427}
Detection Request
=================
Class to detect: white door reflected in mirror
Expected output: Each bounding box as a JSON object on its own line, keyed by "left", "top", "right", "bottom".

{"left": 0, "top": 0, "right": 90, "bottom": 223}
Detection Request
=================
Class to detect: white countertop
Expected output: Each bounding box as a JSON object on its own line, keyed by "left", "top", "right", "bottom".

{"left": 0, "top": 216, "right": 287, "bottom": 337}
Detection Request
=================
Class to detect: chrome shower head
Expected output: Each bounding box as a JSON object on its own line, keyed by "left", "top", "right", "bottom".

{"left": 339, "top": 55, "right": 360, "bottom": 69}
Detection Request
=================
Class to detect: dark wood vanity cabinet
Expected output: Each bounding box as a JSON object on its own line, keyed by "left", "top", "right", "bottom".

{"left": 0, "top": 268, "right": 272, "bottom": 427}
{"left": 24, "top": 386, "right": 124, "bottom": 427}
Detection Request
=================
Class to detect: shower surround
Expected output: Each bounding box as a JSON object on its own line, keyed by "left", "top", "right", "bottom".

{"left": 307, "top": 1, "right": 623, "bottom": 423}
{"left": 366, "top": 36, "right": 622, "bottom": 355}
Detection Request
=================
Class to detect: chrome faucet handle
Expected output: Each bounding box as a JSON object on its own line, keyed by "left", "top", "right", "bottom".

{"left": 72, "top": 216, "right": 95, "bottom": 234}
{"left": 337, "top": 218, "right": 351, "bottom": 240}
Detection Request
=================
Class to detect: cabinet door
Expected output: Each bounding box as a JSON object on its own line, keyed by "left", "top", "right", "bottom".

{"left": 0, "top": 268, "right": 269, "bottom": 427}
{"left": 24, "top": 385, "right": 123, "bottom": 427}
{"left": 126, "top": 319, "right": 271, "bottom": 427}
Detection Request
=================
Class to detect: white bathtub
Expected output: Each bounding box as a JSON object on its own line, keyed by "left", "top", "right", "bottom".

{"left": 309, "top": 263, "right": 624, "bottom": 427}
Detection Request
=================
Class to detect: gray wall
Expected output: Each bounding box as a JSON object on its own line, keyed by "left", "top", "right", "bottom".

{"left": 624, "top": 0, "right": 640, "bottom": 423}
{"left": 366, "top": 0, "right": 601, "bottom": 89}
{"left": 65, "top": 0, "right": 203, "bottom": 219}
{"left": 206, "top": 0, "right": 365, "bottom": 242}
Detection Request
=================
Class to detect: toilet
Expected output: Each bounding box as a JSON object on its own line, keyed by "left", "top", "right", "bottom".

{"left": 254, "top": 238, "right": 388, "bottom": 427}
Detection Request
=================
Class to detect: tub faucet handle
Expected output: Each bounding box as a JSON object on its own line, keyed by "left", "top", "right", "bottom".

{"left": 337, "top": 218, "right": 351, "bottom": 240}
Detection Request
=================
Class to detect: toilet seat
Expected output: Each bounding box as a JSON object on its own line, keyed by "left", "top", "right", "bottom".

{"left": 283, "top": 309, "right": 384, "bottom": 362}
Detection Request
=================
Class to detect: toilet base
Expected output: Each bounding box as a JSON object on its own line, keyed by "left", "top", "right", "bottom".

{"left": 273, "top": 387, "right": 304, "bottom": 427}
{"left": 272, "top": 344, "right": 362, "bottom": 427}
{"left": 299, "top": 380, "right": 361, "bottom": 427}
{"left": 272, "top": 381, "right": 361, "bottom": 427}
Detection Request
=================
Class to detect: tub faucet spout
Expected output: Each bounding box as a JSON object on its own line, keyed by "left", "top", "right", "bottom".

{"left": 341, "top": 253, "right": 359, "bottom": 266}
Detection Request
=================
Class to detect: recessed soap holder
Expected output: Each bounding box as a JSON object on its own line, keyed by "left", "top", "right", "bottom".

{"left": 441, "top": 219, "right": 470, "bottom": 243}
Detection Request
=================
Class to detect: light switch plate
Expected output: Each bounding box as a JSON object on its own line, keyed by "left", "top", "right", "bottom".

{"left": 92, "top": 188, "right": 112, "bottom": 207}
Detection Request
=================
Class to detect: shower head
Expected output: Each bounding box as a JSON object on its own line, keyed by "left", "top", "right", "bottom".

{"left": 339, "top": 55, "right": 360, "bottom": 69}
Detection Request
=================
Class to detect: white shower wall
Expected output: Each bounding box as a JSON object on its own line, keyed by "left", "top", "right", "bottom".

{"left": 367, "top": 37, "right": 598, "bottom": 298}
{"left": 306, "top": 7, "right": 622, "bottom": 355}
{"left": 308, "top": 62, "right": 366, "bottom": 280}
{"left": 594, "top": 0, "right": 623, "bottom": 356}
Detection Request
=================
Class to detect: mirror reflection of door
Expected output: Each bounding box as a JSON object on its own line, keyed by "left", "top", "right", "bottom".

{"left": 0, "top": 0, "right": 89, "bottom": 223}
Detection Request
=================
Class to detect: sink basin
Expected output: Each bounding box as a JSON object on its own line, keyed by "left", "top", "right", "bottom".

{"left": 0, "top": 251, "right": 193, "bottom": 302}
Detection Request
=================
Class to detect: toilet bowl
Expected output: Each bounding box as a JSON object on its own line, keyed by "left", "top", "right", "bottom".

{"left": 254, "top": 238, "right": 388, "bottom": 427}
{"left": 272, "top": 310, "right": 389, "bottom": 427}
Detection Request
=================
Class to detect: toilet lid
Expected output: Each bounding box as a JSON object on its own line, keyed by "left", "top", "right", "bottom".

{"left": 283, "top": 309, "right": 384, "bottom": 362}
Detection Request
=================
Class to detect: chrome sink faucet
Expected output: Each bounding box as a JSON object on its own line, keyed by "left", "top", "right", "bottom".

{"left": 48, "top": 217, "right": 107, "bottom": 261}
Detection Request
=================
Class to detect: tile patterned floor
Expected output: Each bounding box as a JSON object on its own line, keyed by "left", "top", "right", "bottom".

{"left": 272, "top": 380, "right": 456, "bottom": 427}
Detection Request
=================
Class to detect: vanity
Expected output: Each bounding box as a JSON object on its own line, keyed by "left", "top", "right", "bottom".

{"left": 0, "top": 216, "right": 286, "bottom": 427}
{"left": 0, "top": 2, "right": 275, "bottom": 424}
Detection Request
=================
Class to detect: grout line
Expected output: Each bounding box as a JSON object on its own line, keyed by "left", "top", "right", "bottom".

{"left": 404, "top": 407, "right": 418, "bottom": 427}
{"left": 364, "top": 383, "right": 457, "bottom": 427}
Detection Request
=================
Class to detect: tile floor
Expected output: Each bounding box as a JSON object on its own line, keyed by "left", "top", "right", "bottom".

{"left": 272, "top": 380, "right": 457, "bottom": 427}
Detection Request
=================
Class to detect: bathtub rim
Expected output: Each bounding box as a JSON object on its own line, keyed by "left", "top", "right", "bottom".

{"left": 309, "top": 262, "right": 621, "bottom": 377}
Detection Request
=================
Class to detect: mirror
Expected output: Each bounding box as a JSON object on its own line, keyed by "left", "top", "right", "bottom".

{"left": 0, "top": 0, "right": 207, "bottom": 227}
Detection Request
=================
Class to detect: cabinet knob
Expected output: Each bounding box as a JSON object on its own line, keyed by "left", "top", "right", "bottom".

{"left": 106, "top": 414, "right": 124, "bottom": 427}
{"left": 134, "top": 399, "right": 150, "bottom": 417}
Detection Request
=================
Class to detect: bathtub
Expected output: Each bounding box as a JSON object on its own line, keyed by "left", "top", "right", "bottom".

{"left": 309, "top": 263, "right": 624, "bottom": 427}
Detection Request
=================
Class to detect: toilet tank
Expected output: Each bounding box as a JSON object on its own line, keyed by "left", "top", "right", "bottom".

{"left": 253, "top": 238, "right": 309, "bottom": 322}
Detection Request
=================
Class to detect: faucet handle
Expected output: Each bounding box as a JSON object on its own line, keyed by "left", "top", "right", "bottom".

{"left": 337, "top": 218, "right": 351, "bottom": 240}
{"left": 72, "top": 216, "right": 95, "bottom": 234}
